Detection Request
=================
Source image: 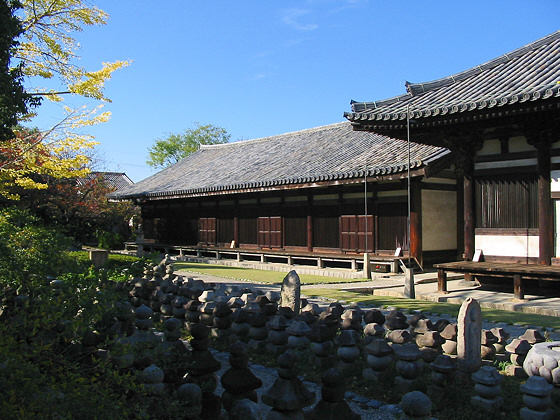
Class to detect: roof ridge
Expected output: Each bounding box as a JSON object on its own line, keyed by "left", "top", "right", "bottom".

{"left": 405, "top": 30, "right": 560, "bottom": 96}
{"left": 200, "top": 121, "right": 349, "bottom": 149}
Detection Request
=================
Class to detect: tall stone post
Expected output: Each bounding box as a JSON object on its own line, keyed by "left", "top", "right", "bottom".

{"left": 456, "top": 297, "right": 482, "bottom": 382}
{"left": 135, "top": 224, "right": 144, "bottom": 257}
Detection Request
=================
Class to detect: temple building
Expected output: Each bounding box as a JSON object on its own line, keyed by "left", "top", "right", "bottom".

{"left": 110, "top": 122, "right": 455, "bottom": 268}
{"left": 345, "top": 30, "right": 560, "bottom": 265}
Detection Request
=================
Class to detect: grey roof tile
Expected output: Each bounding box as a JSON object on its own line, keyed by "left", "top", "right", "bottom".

{"left": 345, "top": 31, "right": 560, "bottom": 124}
{"left": 78, "top": 172, "right": 133, "bottom": 190}
{"left": 110, "top": 122, "right": 447, "bottom": 200}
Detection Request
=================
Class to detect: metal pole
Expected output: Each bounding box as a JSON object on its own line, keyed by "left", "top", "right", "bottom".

{"left": 404, "top": 104, "right": 415, "bottom": 298}
{"left": 364, "top": 162, "right": 368, "bottom": 252}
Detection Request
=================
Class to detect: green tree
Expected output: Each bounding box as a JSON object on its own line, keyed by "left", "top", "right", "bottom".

{"left": 0, "top": 0, "right": 130, "bottom": 199}
{"left": 147, "top": 123, "right": 231, "bottom": 169}
{"left": 0, "top": 0, "right": 39, "bottom": 142}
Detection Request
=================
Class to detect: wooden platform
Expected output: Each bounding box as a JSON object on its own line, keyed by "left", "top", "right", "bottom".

{"left": 125, "top": 242, "right": 403, "bottom": 273}
{"left": 434, "top": 261, "right": 560, "bottom": 300}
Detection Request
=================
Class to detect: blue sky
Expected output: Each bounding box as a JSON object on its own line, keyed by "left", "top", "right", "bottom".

{"left": 28, "top": 0, "right": 559, "bottom": 182}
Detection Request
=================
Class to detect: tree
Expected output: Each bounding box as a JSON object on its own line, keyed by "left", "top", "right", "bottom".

{"left": 147, "top": 123, "right": 231, "bottom": 169}
{"left": 0, "top": 0, "right": 130, "bottom": 199}
{"left": 16, "top": 0, "right": 130, "bottom": 101}
{"left": 0, "top": 125, "right": 94, "bottom": 199}
{"left": 0, "top": 0, "right": 39, "bottom": 141}
{"left": 16, "top": 169, "right": 138, "bottom": 246}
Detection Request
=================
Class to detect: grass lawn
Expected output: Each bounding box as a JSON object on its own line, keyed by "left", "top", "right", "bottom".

{"left": 173, "top": 261, "right": 369, "bottom": 285}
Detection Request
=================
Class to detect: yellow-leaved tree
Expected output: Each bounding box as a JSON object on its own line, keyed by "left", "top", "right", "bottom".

{"left": 1, "top": 0, "right": 130, "bottom": 199}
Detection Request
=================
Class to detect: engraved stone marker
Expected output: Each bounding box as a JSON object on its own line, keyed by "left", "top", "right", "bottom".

{"left": 280, "top": 270, "right": 301, "bottom": 316}
{"left": 457, "top": 297, "right": 482, "bottom": 376}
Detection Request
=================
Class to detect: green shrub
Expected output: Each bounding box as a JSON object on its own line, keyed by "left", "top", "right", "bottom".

{"left": 0, "top": 207, "right": 71, "bottom": 289}
{"left": 95, "top": 230, "right": 124, "bottom": 250}
{"left": 0, "top": 260, "right": 151, "bottom": 418}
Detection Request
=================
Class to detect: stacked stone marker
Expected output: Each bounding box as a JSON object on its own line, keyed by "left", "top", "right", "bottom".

{"left": 490, "top": 327, "right": 510, "bottom": 362}
{"left": 363, "top": 338, "right": 394, "bottom": 381}
{"left": 393, "top": 342, "right": 424, "bottom": 394}
{"left": 305, "top": 368, "right": 360, "bottom": 420}
{"left": 471, "top": 365, "right": 503, "bottom": 411}
{"left": 480, "top": 330, "right": 498, "bottom": 362}
{"left": 505, "top": 338, "right": 531, "bottom": 378}
{"left": 400, "top": 391, "right": 432, "bottom": 420}
{"left": 267, "top": 315, "right": 290, "bottom": 354}
{"left": 308, "top": 323, "right": 335, "bottom": 368}
{"left": 519, "top": 376, "right": 555, "bottom": 420}
{"left": 335, "top": 330, "right": 362, "bottom": 377}
{"left": 262, "top": 349, "right": 315, "bottom": 418}
{"left": 183, "top": 323, "right": 222, "bottom": 420}
{"left": 456, "top": 297, "right": 482, "bottom": 382}
{"left": 220, "top": 341, "right": 262, "bottom": 415}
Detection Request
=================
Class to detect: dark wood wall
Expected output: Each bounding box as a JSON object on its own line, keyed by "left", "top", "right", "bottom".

{"left": 140, "top": 184, "right": 411, "bottom": 254}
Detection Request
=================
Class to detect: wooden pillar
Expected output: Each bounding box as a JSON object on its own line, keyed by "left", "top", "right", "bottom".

{"left": 536, "top": 140, "right": 552, "bottom": 265}
{"left": 410, "top": 179, "right": 422, "bottom": 266}
{"left": 307, "top": 193, "right": 313, "bottom": 252}
{"left": 449, "top": 130, "right": 481, "bottom": 263}
{"left": 307, "top": 214, "right": 313, "bottom": 252}
{"left": 463, "top": 154, "right": 475, "bottom": 261}
{"left": 527, "top": 127, "right": 553, "bottom": 266}
{"left": 233, "top": 216, "right": 239, "bottom": 247}
{"left": 233, "top": 197, "right": 239, "bottom": 246}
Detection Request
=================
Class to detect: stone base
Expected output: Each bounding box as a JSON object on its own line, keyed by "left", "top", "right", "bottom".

{"left": 494, "top": 353, "right": 508, "bottom": 363}
{"left": 336, "top": 360, "right": 361, "bottom": 378}
{"left": 266, "top": 343, "right": 288, "bottom": 355}
{"left": 248, "top": 339, "right": 267, "bottom": 352}
{"left": 211, "top": 328, "right": 232, "bottom": 339}
{"left": 505, "top": 365, "right": 528, "bottom": 378}
{"left": 520, "top": 407, "right": 556, "bottom": 420}
{"left": 455, "top": 371, "right": 475, "bottom": 385}
{"left": 471, "top": 395, "right": 503, "bottom": 411}
{"left": 308, "top": 354, "right": 335, "bottom": 369}
{"left": 267, "top": 408, "right": 304, "bottom": 419}
{"left": 363, "top": 368, "right": 392, "bottom": 383}
{"left": 394, "top": 376, "right": 418, "bottom": 395}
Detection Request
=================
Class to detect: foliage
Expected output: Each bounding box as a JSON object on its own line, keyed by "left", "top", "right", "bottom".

{"left": 147, "top": 122, "right": 231, "bottom": 169}
{"left": 65, "top": 251, "right": 152, "bottom": 274}
{"left": 0, "top": 125, "right": 94, "bottom": 199}
{"left": 15, "top": 171, "right": 138, "bottom": 244}
{"left": 16, "top": 0, "right": 130, "bottom": 101}
{"left": 0, "top": 0, "right": 39, "bottom": 142}
{"left": 0, "top": 260, "right": 147, "bottom": 418}
{"left": 0, "top": 0, "right": 130, "bottom": 198}
{"left": 0, "top": 207, "right": 70, "bottom": 288}
{"left": 96, "top": 229, "right": 125, "bottom": 250}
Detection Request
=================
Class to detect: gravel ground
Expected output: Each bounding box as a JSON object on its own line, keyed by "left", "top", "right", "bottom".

{"left": 212, "top": 349, "right": 402, "bottom": 420}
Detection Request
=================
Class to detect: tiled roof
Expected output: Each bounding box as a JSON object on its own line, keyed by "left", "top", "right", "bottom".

{"left": 78, "top": 172, "right": 134, "bottom": 190}
{"left": 110, "top": 122, "right": 449, "bottom": 200}
{"left": 345, "top": 31, "right": 560, "bottom": 126}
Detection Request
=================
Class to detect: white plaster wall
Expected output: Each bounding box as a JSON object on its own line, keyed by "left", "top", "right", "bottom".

{"left": 478, "top": 139, "right": 501, "bottom": 155}
{"left": 475, "top": 235, "right": 539, "bottom": 258}
{"left": 508, "top": 136, "right": 534, "bottom": 153}
{"left": 551, "top": 170, "right": 560, "bottom": 192}
{"left": 422, "top": 190, "right": 457, "bottom": 251}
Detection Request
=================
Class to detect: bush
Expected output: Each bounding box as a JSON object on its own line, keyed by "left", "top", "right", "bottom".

{"left": 0, "top": 207, "right": 71, "bottom": 289}
{"left": 65, "top": 251, "right": 151, "bottom": 274}
{"left": 96, "top": 230, "right": 125, "bottom": 250}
